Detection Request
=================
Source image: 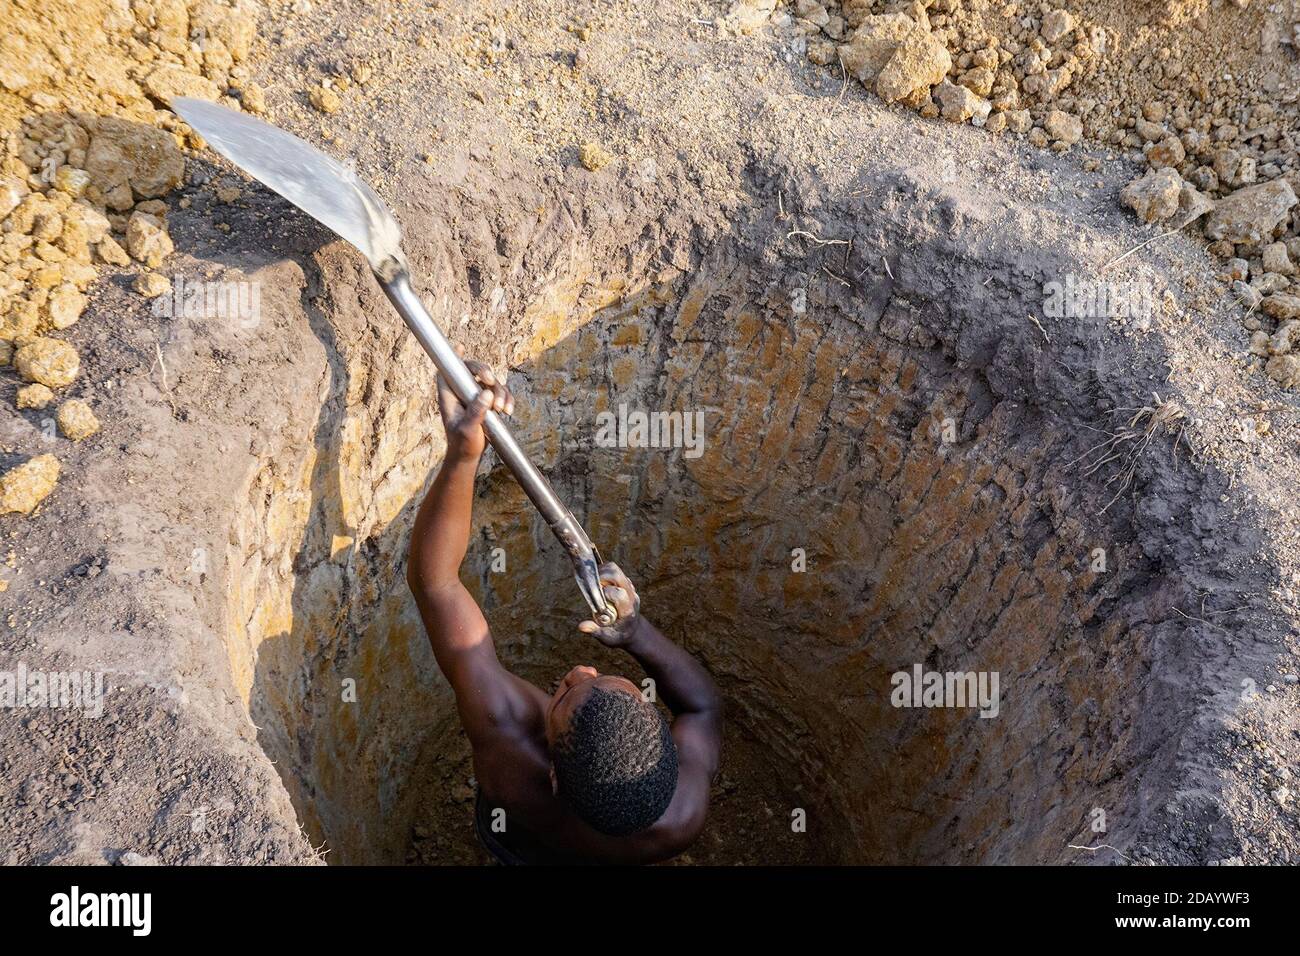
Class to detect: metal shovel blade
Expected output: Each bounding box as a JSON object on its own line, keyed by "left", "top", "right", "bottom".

{"left": 170, "top": 96, "right": 404, "bottom": 270}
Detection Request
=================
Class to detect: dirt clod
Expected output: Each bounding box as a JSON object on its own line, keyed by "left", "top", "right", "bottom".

{"left": 13, "top": 336, "right": 79, "bottom": 388}
{"left": 56, "top": 399, "right": 100, "bottom": 441}
{"left": 0, "top": 454, "right": 60, "bottom": 515}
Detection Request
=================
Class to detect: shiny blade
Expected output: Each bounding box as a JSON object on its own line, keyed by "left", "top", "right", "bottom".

{"left": 170, "top": 96, "right": 404, "bottom": 269}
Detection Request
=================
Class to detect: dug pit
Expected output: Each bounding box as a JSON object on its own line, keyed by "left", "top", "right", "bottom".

{"left": 211, "top": 161, "right": 1257, "bottom": 866}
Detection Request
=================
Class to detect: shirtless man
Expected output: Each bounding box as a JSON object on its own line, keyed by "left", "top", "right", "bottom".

{"left": 406, "top": 354, "right": 722, "bottom": 864}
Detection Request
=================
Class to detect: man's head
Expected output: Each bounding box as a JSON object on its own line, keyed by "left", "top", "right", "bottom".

{"left": 545, "top": 665, "right": 678, "bottom": 836}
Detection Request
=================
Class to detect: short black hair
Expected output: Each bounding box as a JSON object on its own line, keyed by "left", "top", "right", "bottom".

{"left": 551, "top": 686, "right": 678, "bottom": 836}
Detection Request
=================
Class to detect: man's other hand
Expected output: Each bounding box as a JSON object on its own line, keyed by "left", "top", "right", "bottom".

{"left": 578, "top": 562, "right": 642, "bottom": 647}
{"left": 436, "top": 345, "right": 514, "bottom": 462}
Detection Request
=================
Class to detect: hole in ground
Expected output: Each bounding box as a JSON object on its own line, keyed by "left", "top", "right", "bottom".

{"left": 222, "top": 188, "right": 1204, "bottom": 866}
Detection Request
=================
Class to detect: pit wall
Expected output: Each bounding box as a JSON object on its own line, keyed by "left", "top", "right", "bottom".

{"left": 470, "top": 259, "right": 1185, "bottom": 863}
{"left": 217, "top": 182, "right": 1196, "bottom": 864}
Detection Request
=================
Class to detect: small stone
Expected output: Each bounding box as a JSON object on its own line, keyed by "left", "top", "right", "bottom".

{"left": 14, "top": 337, "right": 79, "bottom": 388}
{"left": 56, "top": 400, "right": 100, "bottom": 441}
{"left": 53, "top": 167, "right": 92, "bottom": 199}
{"left": 308, "top": 87, "right": 341, "bottom": 114}
{"left": 1041, "top": 9, "right": 1075, "bottom": 43}
{"left": 1234, "top": 280, "right": 1263, "bottom": 310}
{"left": 1147, "top": 135, "right": 1185, "bottom": 169}
{"left": 1044, "top": 109, "right": 1083, "bottom": 145}
{"left": 240, "top": 82, "right": 267, "bottom": 114}
{"left": 1004, "top": 109, "right": 1032, "bottom": 133}
{"left": 0, "top": 176, "right": 27, "bottom": 220}
{"left": 85, "top": 117, "right": 185, "bottom": 201}
{"left": 46, "top": 284, "right": 86, "bottom": 330}
{"left": 0, "top": 454, "right": 60, "bottom": 515}
{"left": 836, "top": 13, "right": 915, "bottom": 83}
{"left": 1174, "top": 182, "right": 1214, "bottom": 228}
{"left": 133, "top": 272, "right": 172, "bottom": 298}
{"left": 578, "top": 142, "right": 614, "bottom": 172}
{"left": 125, "top": 212, "right": 173, "bottom": 268}
{"left": 144, "top": 65, "right": 221, "bottom": 103}
{"left": 1262, "top": 242, "right": 1294, "bottom": 276}
{"left": 15, "top": 383, "right": 54, "bottom": 410}
{"left": 934, "top": 80, "right": 989, "bottom": 124}
{"left": 216, "top": 185, "right": 241, "bottom": 203}
{"left": 1121, "top": 167, "right": 1183, "bottom": 224}
{"left": 96, "top": 236, "right": 131, "bottom": 267}
{"left": 1262, "top": 293, "right": 1300, "bottom": 321}
{"left": 1266, "top": 353, "right": 1300, "bottom": 388}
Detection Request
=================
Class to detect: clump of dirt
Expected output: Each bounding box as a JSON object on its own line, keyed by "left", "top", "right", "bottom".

{"left": 0, "top": 0, "right": 264, "bottom": 507}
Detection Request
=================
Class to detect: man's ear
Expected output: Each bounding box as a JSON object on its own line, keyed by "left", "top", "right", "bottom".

{"left": 549, "top": 764, "right": 559, "bottom": 796}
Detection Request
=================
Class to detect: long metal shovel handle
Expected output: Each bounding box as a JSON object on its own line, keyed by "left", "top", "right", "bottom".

{"left": 377, "top": 262, "right": 616, "bottom": 627}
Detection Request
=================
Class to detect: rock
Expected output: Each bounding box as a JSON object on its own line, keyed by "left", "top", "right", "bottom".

{"left": 125, "top": 212, "right": 173, "bottom": 268}
{"left": 806, "top": 39, "right": 837, "bottom": 66}
{"left": 933, "top": 81, "right": 989, "bottom": 124}
{"left": 0, "top": 176, "right": 27, "bottom": 220}
{"left": 1262, "top": 242, "right": 1294, "bottom": 276}
{"left": 722, "top": 0, "right": 777, "bottom": 35}
{"left": 46, "top": 284, "right": 86, "bottom": 329}
{"left": 144, "top": 65, "right": 221, "bottom": 103}
{"left": 1044, "top": 109, "right": 1082, "bottom": 145}
{"left": 308, "top": 87, "right": 341, "bottom": 114}
{"left": 1204, "top": 180, "right": 1298, "bottom": 244}
{"left": 53, "top": 167, "right": 91, "bottom": 199}
{"left": 14, "top": 337, "right": 79, "bottom": 388}
{"left": 133, "top": 272, "right": 172, "bottom": 298}
{"left": 1269, "top": 320, "right": 1300, "bottom": 354}
{"left": 1135, "top": 117, "right": 1166, "bottom": 143}
{"left": 1147, "top": 135, "right": 1185, "bottom": 169}
{"left": 96, "top": 236, "right": 131, "bottom": 267}
{"left": 1005, "top": 109, "right": 1032, "bottom": 133}
{"left": 578, "top": 142, "right": 613, "bottom": 172}
{"left": 240, "top": 82, "right": 267, "bottom": 114}
{"left": 190, "top": 0, "right": 259, "bottom": 61}
{"left": 1253, "top": 272, "right": 1290, "bottom": 295}
{"left": 57, "top": 400, "right": 100, "bottom": 441}
{"left": 74, "top": 205, "right": 111, "bottom": 244}
{"left": 15, "top": 383, "right": 54, "bottom": 410}
{"left": 1121, "top": 167, "right": 1183, "bottom": 224}
{"left": 1173, "top": 182, "right": 1214, "bottom": 228}
{"left": 84, "top": 117, "right": 185, "bottom": 201}
{"left": 1262, "top": 293, "right": 1300, "bottom": 321}
{"left": 1234, "top": 280, "right": 1263, "bottom": 310}
{"left": 1041, "top": 9, "right": 1075, "bottom": 43}
{"left": 1266, "top": 353, "right": 1300, "bottom": 388}
{"left": 836, "top": 14, "right": 915, "bottom": 83}
{"left": 957, "top": 66, "right": 995, "bottom": 97}
{"left": 875, "top": 25, "right": 950, "bottom": 103}
{"left": 0, "top": 454, "right": 60, "bottom": 515}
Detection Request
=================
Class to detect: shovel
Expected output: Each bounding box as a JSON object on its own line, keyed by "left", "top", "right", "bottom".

{"left": 171, "top": 97, "right": 616, "bottom": 627}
